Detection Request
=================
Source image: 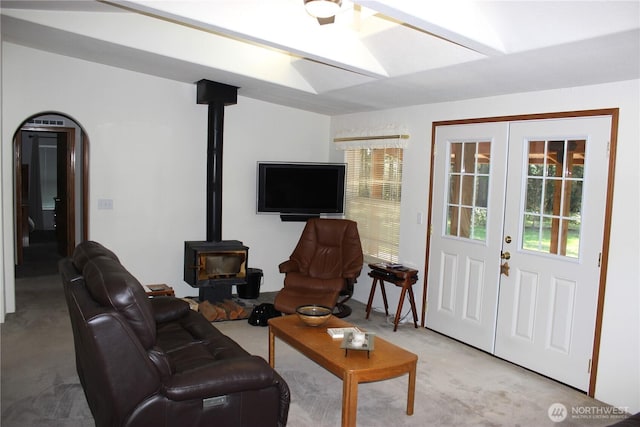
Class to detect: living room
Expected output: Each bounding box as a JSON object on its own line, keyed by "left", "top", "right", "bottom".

{"left": 1, "top": 0, "right": 638, "bottom": 421}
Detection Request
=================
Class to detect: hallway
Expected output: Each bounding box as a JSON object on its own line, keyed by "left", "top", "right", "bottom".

{"left": 15, "top": 230, "right": 61, "bottom": 278}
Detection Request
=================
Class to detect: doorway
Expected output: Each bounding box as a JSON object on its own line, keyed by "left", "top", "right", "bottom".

{"left": 14, "top": 113, "right": 89, "bottom": 277}
{"left": 424, "top": 110, "right": 618, "bottom": 395}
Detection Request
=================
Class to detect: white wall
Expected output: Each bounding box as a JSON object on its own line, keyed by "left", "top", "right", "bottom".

{"left": 1, "top": 43, "right": 329, "bottom": 313}
{"left": 330, "top": 80, "right": 640, "bottom": 413}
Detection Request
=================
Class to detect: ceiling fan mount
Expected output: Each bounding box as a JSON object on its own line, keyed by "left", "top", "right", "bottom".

{"left": 304, "top": 0, "right": 342, "bottom": 25}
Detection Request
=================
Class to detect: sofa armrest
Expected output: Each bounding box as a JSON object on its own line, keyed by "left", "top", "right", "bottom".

{"left": 162, "top": 356, "right": 277, "bottom": 401}
{"left": 150, "top": 297, "right": 190, "bottom": 324}
{"left": 278, "top": 259, "right": 299, "bottom": 274}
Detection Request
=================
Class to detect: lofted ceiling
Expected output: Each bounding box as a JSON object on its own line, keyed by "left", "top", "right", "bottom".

{"left": 1, "top": 0, "right": 639, "bottom": 115}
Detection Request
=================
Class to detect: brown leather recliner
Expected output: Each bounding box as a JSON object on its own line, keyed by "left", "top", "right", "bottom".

{"left": 274, "top": 218, "right": 364, "bottom": 318}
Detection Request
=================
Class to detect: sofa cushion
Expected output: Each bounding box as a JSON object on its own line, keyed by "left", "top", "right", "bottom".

{"left": 150, "top": 297, "right": 190, "bottom": 324}
{"left": 72, "top": 240, "right": 119, "bottom": 271}
{"left": 155, "top": 310, "right": 245, "bottom": 353}
{"left": 83, "top": 255, "right": 157, "bottom": 349}
{"left": 155, "top": 310, "right": 251, "bottom": 374}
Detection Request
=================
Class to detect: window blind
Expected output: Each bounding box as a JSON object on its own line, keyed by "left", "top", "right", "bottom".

{"left": 343, "top": 147, "right": 403, "bottom": 263}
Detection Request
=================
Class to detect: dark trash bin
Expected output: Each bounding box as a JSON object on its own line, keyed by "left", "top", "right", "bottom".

{"left": 237, "top": 268, "right": 262, "bottom": 299}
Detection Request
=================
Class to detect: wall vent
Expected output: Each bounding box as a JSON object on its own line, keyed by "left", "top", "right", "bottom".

{"left": 26, "top": 119, "right": 65, "bottom": 127}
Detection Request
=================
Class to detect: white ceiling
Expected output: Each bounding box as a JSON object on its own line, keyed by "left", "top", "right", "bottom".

{"left": 1, "top": 0, "right": 639, "bottom": 115}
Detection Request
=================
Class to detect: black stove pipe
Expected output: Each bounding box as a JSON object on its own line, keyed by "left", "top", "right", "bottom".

{"left": 196, "top": 80, "right": 238, "bottom": 242}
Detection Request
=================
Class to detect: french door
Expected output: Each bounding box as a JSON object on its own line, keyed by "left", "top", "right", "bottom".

{"left": 426, "top": 122, "right": 508, "bottom": 353}
{"left": 426, "top": 114, "right": 613, "bottom": 391}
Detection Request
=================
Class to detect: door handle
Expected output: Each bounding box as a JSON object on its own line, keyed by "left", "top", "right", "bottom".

{"left": 501, "top": 251, "right": 511, "bottom": 260}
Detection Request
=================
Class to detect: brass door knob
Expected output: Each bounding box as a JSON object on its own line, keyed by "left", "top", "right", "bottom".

{"left": 501, "top": 251, "right": 511, "bottom": 260}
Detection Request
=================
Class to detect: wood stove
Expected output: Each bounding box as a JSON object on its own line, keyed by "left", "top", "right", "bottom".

{"left": 183, "top": 80, "right": 247, "bottom": 303}
{"left": 184, "top": 240, "right": 249, "bottom": 287}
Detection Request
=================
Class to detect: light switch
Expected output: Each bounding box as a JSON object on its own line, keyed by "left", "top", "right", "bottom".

{"left": 417, "top": 211, "right": 424, "bottom": 224}
{"left": 98, "top": 199, "right": 113, "bottom": 210}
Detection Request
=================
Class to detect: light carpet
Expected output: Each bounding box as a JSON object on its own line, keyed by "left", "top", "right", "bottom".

{"left": 215, "top": 310, "right": 621, "bottom": 427}
{"left": 1, "top": 274, "right": 626, "bottom": 426}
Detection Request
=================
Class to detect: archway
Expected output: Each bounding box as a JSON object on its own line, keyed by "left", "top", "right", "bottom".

{"left": 13, "top": 112, "right": 89, "bottom": 277}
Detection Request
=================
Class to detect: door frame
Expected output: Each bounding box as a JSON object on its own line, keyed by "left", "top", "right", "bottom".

{"left": 422, "top": 108, "right": 619, "bottom": 397}
{"left": 14, "top": 123, "right": 90, "bottom": 262}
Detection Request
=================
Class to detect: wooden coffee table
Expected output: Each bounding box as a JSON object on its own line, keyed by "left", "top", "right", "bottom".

{"left": 268, "top": 315, "right": 417, "bottom": 427}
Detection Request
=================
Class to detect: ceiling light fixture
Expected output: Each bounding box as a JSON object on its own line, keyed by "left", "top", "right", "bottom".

{"left": 304, "top": 0, "right": 342, "bottom": 19}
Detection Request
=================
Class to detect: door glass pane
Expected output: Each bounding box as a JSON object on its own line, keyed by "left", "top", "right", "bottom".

{"left": 447, "top": 206, "right": 459, "bottom": 235}
{"left": 543, "top": 179, "right": 559, "bottom": 215}
{"left": 523, "top": 213, "right": 539, "bottom": 250}
{"left": 521, "top": 139, "right": 586, "bottom": 258}
{"left": 450, "top": 143, "right": 462, "bottom": 173}
{"left": 546, "top": 140, "right": 564, "bottom": 177}
{"left": 476, "top": 176, "right": 489, "bottom": 208}
{"left": 477, "top": 142, "right": 491, "bottom": 173}
{"left": 460, "top": 207, "right": 472, "bottom": 238}
{"left": 568, "top": 140, "right": 585, "bottom": 178}
{"left": 446, "top": 141, "right": 491, "bottom": 241}
{"left": 463, "top": 143, "right": 476, "bottom": 172}
{"left": 526, "top": 178, "right": 543, "bottom": 213}
{"left": 461, "top": 175, "right": 474, "bottom": 205}
{"left": 528, "top": 141, "right": 545, "bottom": 176}
{"left": 449, "top": 175, "right": 460, "bottom": 204}
{"left": 472, "top": 208, "right": 487, "bottom": 241}
{"left": 567, "top": 180, "right": 583, "bottom": 214}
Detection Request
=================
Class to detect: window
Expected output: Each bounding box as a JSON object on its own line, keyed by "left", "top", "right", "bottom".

{"left": 39, "top": 144, "right": 57, "bottom": 210}
{"left": 446, "top": 141, "right": 491, "bottom": 241}
{"left": 522, "top": 139, "right": 585, "bottom": 258}
{"left": 344, "top": 147, "right": 403, "bottom": 263}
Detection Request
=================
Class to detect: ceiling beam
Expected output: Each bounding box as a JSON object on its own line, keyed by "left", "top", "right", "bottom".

{"left": 357, "top": 0, "right": 505, "bottom": 56}
{"left": 109, "top": 0, "right": 390, "bottom": 78}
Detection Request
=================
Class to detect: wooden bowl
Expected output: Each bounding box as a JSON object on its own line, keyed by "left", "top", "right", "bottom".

{"left": 295, "top": 305, "right": 332, "bottom": 327}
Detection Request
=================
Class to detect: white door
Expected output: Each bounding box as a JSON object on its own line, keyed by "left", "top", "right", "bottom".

{"left": 494, "top": 116, "right": 611, "bottom": 391}
{"left": 427, "top": 115, "right": 611, "bottom": 391}
{"left": 426, "top": 122, "right": 509, "bottom": 352}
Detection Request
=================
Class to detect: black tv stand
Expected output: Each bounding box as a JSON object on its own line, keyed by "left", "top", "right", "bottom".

{"left": 279, "top": 213, "right": 320, "bottom": 222}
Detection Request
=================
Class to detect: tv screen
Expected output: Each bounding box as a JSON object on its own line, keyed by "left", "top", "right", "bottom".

{"left": 257, "top": 162, "right": 346, "bottom": 219}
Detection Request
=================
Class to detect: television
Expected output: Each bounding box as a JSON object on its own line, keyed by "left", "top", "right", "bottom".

{"left": 257, "top": 162, "right": 346, "bottom": 221}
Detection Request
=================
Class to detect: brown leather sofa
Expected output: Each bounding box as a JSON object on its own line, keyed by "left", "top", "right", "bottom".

{"left": 274, "top": 218, "right": 363, "bottom": 317}
{"left": 59, "top": 241, "right": 290, "bottom": 427}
